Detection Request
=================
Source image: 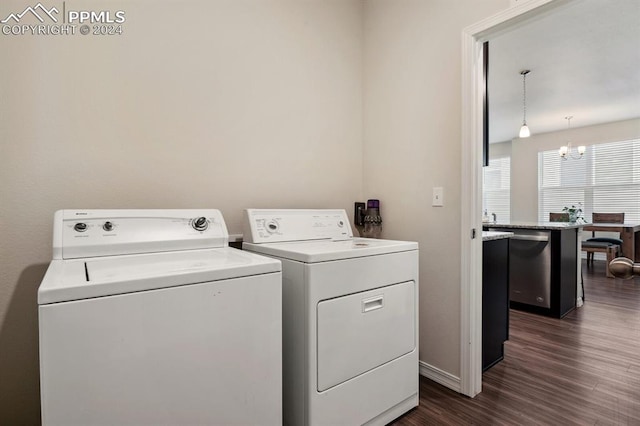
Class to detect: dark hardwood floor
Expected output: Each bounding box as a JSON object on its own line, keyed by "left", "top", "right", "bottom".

{"left": 392, "top": 260, "right": 640, "bottom": 425}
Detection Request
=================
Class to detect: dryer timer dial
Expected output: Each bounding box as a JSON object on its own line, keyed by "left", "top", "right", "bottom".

{"left": 192, "top": 217, "right": 209, "bottom": 231}
{"left": 265, "top": 220, "right": 279, "bottom": 233}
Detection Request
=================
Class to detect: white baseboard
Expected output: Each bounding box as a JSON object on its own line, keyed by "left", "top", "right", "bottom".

{"left": 419, "top": 360, "right": 461, "bottom": 393}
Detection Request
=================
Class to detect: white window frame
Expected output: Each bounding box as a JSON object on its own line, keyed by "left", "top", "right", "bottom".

{"left": 483, "top": 155, "right": 511, "bottom": 223}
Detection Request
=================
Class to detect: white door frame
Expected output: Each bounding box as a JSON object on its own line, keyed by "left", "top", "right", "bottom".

{"left": 459, "top": 0, "right": 574, "bottom": 397}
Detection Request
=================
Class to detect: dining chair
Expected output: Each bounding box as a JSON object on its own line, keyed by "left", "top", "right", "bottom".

{"left": 586, "top": 213, "right": 625, "bottom": 245}
{"left": 582, "top": 212, "right": 624, "bottom": 277}
{"left": 549, "top": 212, "right": 570, "bottom": 222}
{"left": 587, "top": 213, "right": 624, "bottom": 247}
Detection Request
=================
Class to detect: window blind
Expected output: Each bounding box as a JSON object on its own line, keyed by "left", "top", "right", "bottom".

{"left": 538, "top": 139, "right": 640, "bottom": 222}
{"left": 483, "top": 155, "right": 510, "bottom": 223}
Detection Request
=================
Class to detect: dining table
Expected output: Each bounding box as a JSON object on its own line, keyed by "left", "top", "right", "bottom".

{"left": 582, "top": 222, "right": 640, "bottom": 262}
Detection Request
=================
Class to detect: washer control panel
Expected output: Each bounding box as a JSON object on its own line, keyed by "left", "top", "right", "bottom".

{"left": 243, "top": 209, "right": 352, "bottom": 243}
{"left": 54, "top": 209, "right": 228, "bottom": 259}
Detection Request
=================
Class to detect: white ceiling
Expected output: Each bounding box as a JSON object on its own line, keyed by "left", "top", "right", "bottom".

{"left": 488, "top": 0, "right": 640, "bottom": 143}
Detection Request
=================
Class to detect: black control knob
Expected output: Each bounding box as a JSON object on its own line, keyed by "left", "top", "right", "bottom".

{"left": 192, "top": 217, "right": 208, "bottom": 231}
{"left": 103, "top": 221, "right": 114, "bottom": 232}
{"left": 74, "top": 223, "right": 87, "bottom": 232}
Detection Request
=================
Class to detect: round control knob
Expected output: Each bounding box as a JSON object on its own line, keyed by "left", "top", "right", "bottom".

{"left": 192, "top": 217, "right": 208, "bottom": 231}
{"left": 266, "top": 220, "right": 279, "bottom": 233}
{"left": 338, "top": 220, "right": 344, "bottom": 227}
{"left": 103, "top": 221, "right": 114, "bottom": 232}
{"left": 74, "top": 222, "right": 87, "bottom": 232}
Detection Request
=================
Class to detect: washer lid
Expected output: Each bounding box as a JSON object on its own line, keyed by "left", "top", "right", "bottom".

{"left": 243, "top": 237, "right": 417, "bottom": 263}
{"left": 38, "top": 247, "right": 281, "bottom": 304}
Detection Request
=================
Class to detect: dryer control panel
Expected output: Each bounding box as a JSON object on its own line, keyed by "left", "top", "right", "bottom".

{"left": 53, "top": 209, "right": 228, "bottom": 259}
{"left": 243, "top": 209, "right": 353, "bottom": 243}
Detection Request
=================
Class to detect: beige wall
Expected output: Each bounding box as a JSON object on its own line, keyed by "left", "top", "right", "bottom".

{"left": 0, "top": 1, "right": 363, "bottom": 422}
{"left": 489, "top": 140, "right": 512, "bottom": 159}
{"left": 362, "top": 0, "right": 509, "bottom": 378}
{"left": 0, "top": 1, "right": 524, "bottom": 422}
{"left": 510, "top": 118, "right": 640, "bottom": 221}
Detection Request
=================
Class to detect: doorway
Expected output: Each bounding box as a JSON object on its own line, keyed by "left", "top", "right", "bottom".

{"left": 460, "top": 0, "right": 576, "bottom": 397}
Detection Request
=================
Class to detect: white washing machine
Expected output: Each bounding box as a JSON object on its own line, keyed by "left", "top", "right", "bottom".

{"left": 38, "top": 209, "right": 282, "bottom": 426}
{"left": 242, "top": 209, "right": 419, "bottom": 426}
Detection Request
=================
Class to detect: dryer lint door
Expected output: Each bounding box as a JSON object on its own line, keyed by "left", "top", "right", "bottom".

{"left": 316, "top": 280, "right": 416, "bottom": 392}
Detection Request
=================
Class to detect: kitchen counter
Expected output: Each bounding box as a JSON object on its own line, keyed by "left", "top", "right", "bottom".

{"left": 484, "top": 221, "right": 586, "bottom": 230}
{"left": 482, "top": 231, "right": 513, "bottom": 241}
{"left": 484, "top": 224, "right": 579, "bottom": 318}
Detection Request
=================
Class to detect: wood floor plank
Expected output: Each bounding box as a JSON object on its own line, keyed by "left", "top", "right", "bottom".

{"left": 390, "top": 260, "right": 640, "bottom": 425}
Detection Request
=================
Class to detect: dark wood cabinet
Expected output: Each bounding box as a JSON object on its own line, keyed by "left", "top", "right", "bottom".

{"left": 554, "top": 228, "right": 579, "bottom": 317}
{"left": 485, "top": 225, "right": 578, "bottom": 319}
{"left": 482, "top": 238, "right": 509, "bottom": 372}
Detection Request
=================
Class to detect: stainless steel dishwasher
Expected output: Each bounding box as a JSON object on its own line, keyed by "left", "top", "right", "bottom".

{"left": 508, "top": 229, "right": 551, "bottom": 308}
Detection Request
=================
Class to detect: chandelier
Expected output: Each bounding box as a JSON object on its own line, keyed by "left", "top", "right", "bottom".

{"left": 558, "top": 116, "right": 585, "bottom": 160}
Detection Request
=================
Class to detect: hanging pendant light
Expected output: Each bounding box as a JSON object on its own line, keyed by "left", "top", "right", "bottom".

{"left": 558, "top": 116, "right": 586, "bottom": 160}
{"left": 519, "top": 70, "right": 531, "bottom": 138}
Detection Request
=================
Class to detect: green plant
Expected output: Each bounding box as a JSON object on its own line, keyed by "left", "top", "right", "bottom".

{"left": 562, "top": 203, "right": 583, "bottom": 222}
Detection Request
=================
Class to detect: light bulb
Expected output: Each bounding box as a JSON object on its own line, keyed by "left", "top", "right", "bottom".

{"left": 559, "top": 146, "right": 568, "bottom": 157}
{"left": 519, "top": 124, "right": 530, "bottom": 138}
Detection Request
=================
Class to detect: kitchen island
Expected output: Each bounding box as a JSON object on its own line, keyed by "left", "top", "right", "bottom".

{"left": 483, "top": 222, "right": 583, "bottom": 318}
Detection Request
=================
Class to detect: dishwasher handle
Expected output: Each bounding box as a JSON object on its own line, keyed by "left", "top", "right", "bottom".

{"left": 511, "top": 234, "right": 549, "bottom": 242}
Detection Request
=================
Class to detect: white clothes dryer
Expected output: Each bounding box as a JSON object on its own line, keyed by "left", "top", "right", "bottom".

{"left": 38, "top": 209, "right": 282, "bottom": 426}
{"left": 243, "top": 209, "right": 419, "bottom": 426}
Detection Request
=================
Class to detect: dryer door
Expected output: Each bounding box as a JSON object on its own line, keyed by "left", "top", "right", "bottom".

{"left": 316, "top": 280, "right": 415, "bottom": 392}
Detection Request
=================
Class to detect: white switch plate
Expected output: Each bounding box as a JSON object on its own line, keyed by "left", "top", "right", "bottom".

{"left": 432, "top": 187, "right": 444, "bottom": 207}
